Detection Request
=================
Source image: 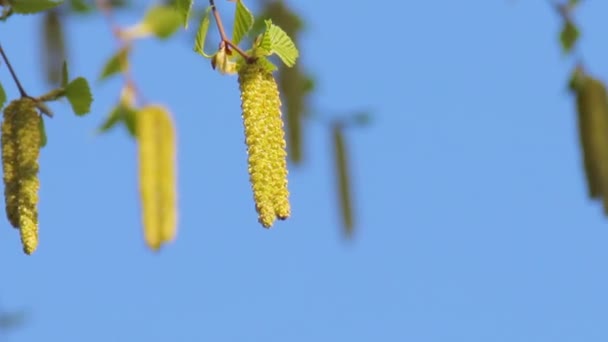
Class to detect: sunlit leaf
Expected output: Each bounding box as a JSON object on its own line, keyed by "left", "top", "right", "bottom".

{"left": 232, "top": 0, "right": 254, "bottom": 45}
{"left": 194, "top": 6, "right": 213, "bottom": 58}
{"left": 258, "top": 20, "right": 298, "bottom": 67}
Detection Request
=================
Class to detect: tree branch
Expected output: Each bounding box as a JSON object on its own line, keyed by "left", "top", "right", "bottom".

{"left": 0, "top": 42, "right": 27, "bottom": 97}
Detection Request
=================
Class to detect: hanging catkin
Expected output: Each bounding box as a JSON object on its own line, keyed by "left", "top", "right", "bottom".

{"left": 238, "top": 60, "right": 290, "bottom": 228}
{"left": 575, "top": 76, "right": 608, "bottom": 214}
{"left": 136, "top": 105, "right": 177, "bottom": 250}
{"left": 1, "top": 98, "right": 42, "bottom": 254}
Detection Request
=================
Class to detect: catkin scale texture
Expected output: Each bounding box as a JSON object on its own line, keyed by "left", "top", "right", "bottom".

{"left": 1, "top": 98, "right": 41, "bottom": 254}
{"left": 238, "top": 61, "right": 290, "bottom": 228}
{"left": 136, "top": 105, "right": 177, "bottom": 250}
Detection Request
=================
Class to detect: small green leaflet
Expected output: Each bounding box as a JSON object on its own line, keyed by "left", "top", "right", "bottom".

{"left": 65, "top": 77, "right": 93, "bottom": 115}
{"left": 194, "top": 6, "right": 213, "bottom": 58}
{"left": 39, "top": 118, "right": 47, "bottom": 148}
{"left": 257, "top": 20, "right": 299, "bottom": 67}
{"left": 232, "top": 0, "right": 254, "bottom": 45}
{"left": 560, "top": 20, "right": 579, "bottom": 54}
{"left": 0, "top": 83, "right": 5, "bottom": 110}
{"left": 99, "top": 47, "right": 129, "bottom": 81}
{"left": 143, "top": 5, "right": 182, "bottom": 39}
{"left": 10, "top": 0, "right": 63, "bottom": 14}
{"left": 174, "top": 0, "right": 193, "bottom": 29}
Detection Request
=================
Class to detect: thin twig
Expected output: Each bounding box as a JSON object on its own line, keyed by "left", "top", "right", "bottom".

{"left": 0, "top": 42, "right": 27, "bottom": 97}
{"left": 96, "top": 0, "right": 143, "bottom": 105}
{"left": 209, "top": 0, "right": 253, "bottom": 62}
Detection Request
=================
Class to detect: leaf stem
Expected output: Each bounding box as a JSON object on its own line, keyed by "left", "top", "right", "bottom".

{"left": 209, "top": 0, "right": 253, "bottom": 62}
{"left": 0, "top": 42, "right": 27, "bottom": 97}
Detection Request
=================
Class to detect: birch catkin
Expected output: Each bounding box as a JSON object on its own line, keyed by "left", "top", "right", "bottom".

{"left": 576, "top": 76, "right": 608, "bottom": 212}
{"left": 136, "top": 105, "right": 177, "bottom": 250}
{"left": 1, "top": 98, "right": 42, "bottom": 254}
{"left": 238, "top": 60, "right": 290, "bottom": 228}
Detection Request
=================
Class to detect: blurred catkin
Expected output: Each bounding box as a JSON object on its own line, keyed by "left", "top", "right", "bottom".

{"left": 1, "top": 98, "right": 42, "bottom": 254}
{"left": 332, "top": 124, "right": 354, "bottom": 236}
{"left": 576, "top": 76, "right": 608, "bottom": 213}
{"left": 136, "top": 105, "right": 177, "bottom": 250}
{"left": 238, "top": 60, "right": 290, "bottom": 228}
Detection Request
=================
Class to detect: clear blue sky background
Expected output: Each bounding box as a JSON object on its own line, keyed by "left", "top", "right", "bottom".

{"left": 1, "top": 0, "right": 608, "bottom": 341}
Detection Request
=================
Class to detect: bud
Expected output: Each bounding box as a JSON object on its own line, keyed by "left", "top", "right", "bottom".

{"left": 238, "top": 60, "right": 290, "bottom": 227}
{"left": 136, "top": 105, "right": 178, "bottom": 250}
{"left": 1, "top": 98, "right": 42, "bottom": 254}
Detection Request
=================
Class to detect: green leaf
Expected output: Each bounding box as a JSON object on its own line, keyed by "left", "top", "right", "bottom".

{"left": 10, "top": 0, "right": 63, "bottom": 14}
{"left": 65, "top": 77, "right": 93, "bottom": 115}
{"left": 142, "top": 5, "right": 182, "bottom": 39}
{"left": 560, "top": 20, "right": 579, "bottom": 54}
{"left": 232, "top": 0, "right": 254, "bottom": 45}
{"left": 61, "top": 61, "right": 69, "bottom": 87}
{"left": 39, "top": 118, "right": 47, "bottom": 148}
{"left": 99, "top": 47, "right": 129, "bottom": 81}
{"left": 174, "top": 0, "right": 193, "bottom": 28}
{"left": 194, "top": 6, "right": 213, "bottom": 58}
{"left": 0, "top": 83, "right": 5, "bottom": 110}
{"left": 258, "top": 20, "right": 299, "bottom": 67}
{"left": 98, "top": 104, "right": 137, "bottom": 136}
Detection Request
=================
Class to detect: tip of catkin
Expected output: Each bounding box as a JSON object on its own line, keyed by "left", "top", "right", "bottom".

{"left": 19, "top": 216, "right": 39, "bottom": 255}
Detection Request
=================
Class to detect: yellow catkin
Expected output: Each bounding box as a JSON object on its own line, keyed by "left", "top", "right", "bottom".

{"left": 136, "top": 105, "right": 178, "bottom": 250}
{"left": 1, "top": 98, "right": 41, "bottom": 254}
{"left": 238, "top": 60, "right": 290, "bottom": 228}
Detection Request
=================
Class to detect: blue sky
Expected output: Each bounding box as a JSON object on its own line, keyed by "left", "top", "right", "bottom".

{"left": 1, "top": 0, "right": 608, "bottom": 341}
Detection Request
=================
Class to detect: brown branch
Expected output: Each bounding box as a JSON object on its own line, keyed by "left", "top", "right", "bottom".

{"left": 0, "top": 42, "right": 27, "bottom": 97}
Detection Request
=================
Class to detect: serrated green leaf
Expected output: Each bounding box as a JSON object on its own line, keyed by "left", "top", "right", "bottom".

{"left": 194, "top": 6, "right": 213, "bottom": 58}
{"left": 39, "top": 118, "right": 47, "bottom": 148}
{"left": 0, "top": 83, "right": 5, "bottom": 110}
{"left": 10, "top": 0, "right": 63, "bottom": 14}
{"left": 232, "top": 0, "right": 254, "bottom": 45}
{"left": 65, "top": 77, "right": 93, "bottom": 115}
{"left": 560, "top": 20, "right": 579, "bottom": 54}
{"left": 142, "top": 5, "right": 182, "bottom": 39}
{"left": 99, "top": 47, "right": 129, "bottom": 81}
{"left": 174, "top": 0, "right": 193, "bottom": 28}
{"left": 61, "top": 61, "right": 69, "bottom": 87}
{"left": 259, "top": 20, "right": 299, "bottom": 67}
